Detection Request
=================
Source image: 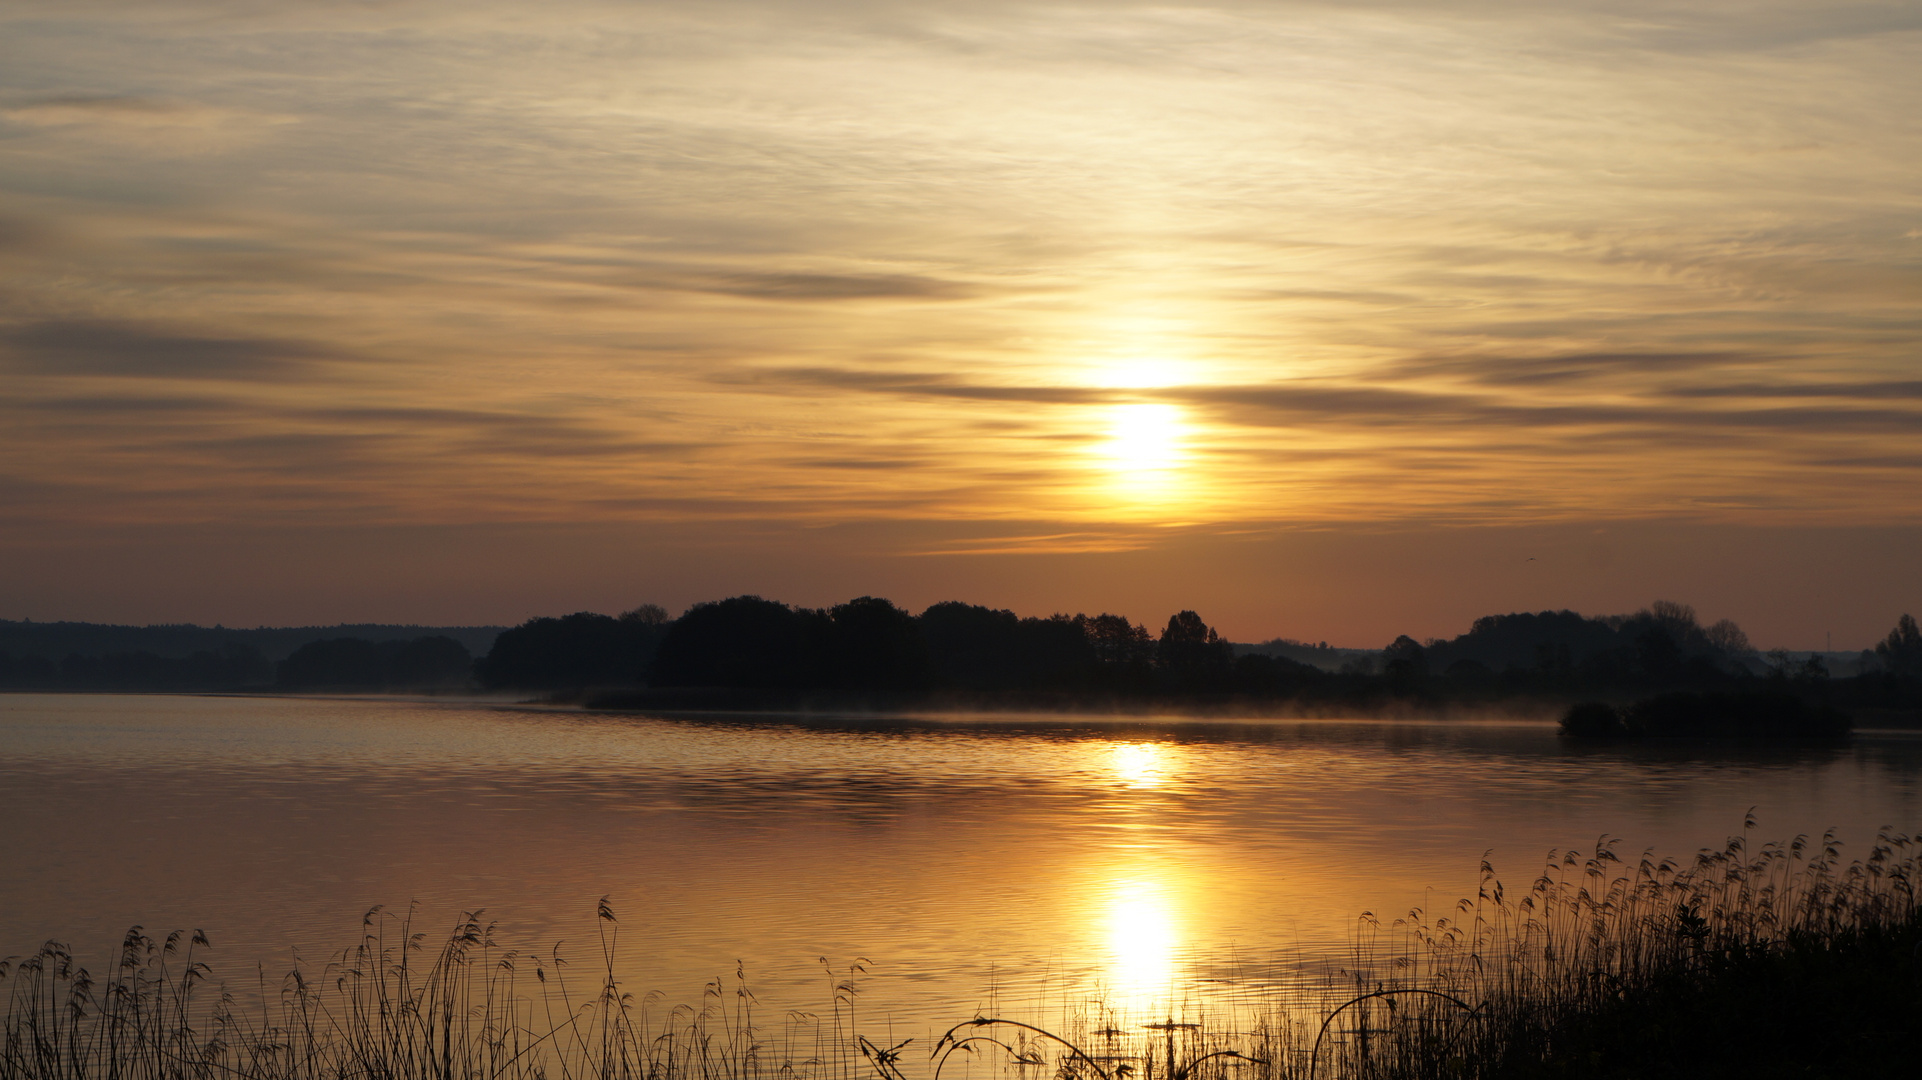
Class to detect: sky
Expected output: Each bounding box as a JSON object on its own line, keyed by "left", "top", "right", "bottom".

{"left": 1, "top": 0, "right": 1918, "bottom": 647}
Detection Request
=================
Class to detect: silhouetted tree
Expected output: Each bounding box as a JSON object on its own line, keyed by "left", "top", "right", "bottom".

{"left": 650, "top": 596, "right": 827, "bottom": 689}
{"left": 1013, "top": 614, "right": 1101, "bottom": 690}
{"left": 1079, "top": 613, "right": 1153, "bottom": 666}
{"left": 825, "top": 596, "right": 930, "bottom": 691}
{"left": 59, "top": 653, "right": 92, "bottom": 684}
{"left": 1704, "top": 618, "right": 1753, "bottom": 656}
{"left": 1536, "top": 640, "right": 1574, "bottom": 684}
{"left": 1632, "top": 623, "right": 1684, "bottom": 683}
{"left": 279, "top": 636, "right": 471, "bottom": 690}
{"left": 1443, "top": 658, "right": 1496, "bottom": 687}
{"left": 0, "top": 652, "right": 57, "bottom": 688}
{"left": 278, "top": 638, "right": 384, "bottom": 688}
{"left": 385, "top": 636, "right": 474, "bottom": 688}
{"left": 1765, "top": 648, "right": 1830, "bottom": 685}
{"left": 918, "top": 601, "right": 1023, "bottom": 691}
{"left": 477, "top": 612, "right": 657, "bottom": 689}
{"left": 1423, "top": 610, "right": 1619, "bottom": 673}
{"left": 1383, "top": 634, "right": 1427, "bottom": 692}
{"left": 1077, "top": 612, "right": 1154, "bottom": 691}
{"left": 1229, "top": 650, "right": 1323, "bottom": 696}
{"left": 622, "top": 604, "right": 669, "bottom": 626}
{"left": 1876, "top": 614, "right": 1922, "bottom": 677}
{"left": 1156, "top": 610, "right": 1233, "bottom": 693}
{"left": 1614, "top": 600, "right": 1750, "bottom": 682}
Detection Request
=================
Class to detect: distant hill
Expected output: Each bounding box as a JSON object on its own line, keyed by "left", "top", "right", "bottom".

{"left": 0, "top": 620, "right": 506, "bottom": 664}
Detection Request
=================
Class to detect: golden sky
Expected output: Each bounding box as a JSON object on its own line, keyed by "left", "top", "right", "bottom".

{"left": 2, "top": 1, "right": 1918, "bottom": 643}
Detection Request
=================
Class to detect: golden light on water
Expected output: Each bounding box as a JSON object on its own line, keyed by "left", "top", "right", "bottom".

{"left": 1096, "top": 742, "right": 1185, "bottom": 1009}
{"left": 1103, "top": 876, "right": 1182, "bottom": 1003}
{"left": 1111, "top": 741, "right": 1170, "bottom": 789}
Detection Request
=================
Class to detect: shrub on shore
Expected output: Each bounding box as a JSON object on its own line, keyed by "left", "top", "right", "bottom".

{"left": 1559, "top": 691, "right": 1850, "bottom": 739}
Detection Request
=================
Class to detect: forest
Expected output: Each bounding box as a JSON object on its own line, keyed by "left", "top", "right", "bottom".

{"left": 2, "top": 601, "right": 1918, "bottom": 720}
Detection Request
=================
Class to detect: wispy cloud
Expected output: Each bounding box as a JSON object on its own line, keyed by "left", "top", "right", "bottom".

{"left": 1, "top": 320, "right": 341, "bottom": 379}
{"left": 0, "top": 0, "right": 1917, "bottom": 542}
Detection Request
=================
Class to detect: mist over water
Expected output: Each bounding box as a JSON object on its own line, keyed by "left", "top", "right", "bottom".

{"left": 4, "top": 694, "right": 1920, "bottom": 1034}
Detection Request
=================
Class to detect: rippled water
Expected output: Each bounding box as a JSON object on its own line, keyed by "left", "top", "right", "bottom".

{"left": 3, "top": 694, "right": 1920, "bottom": 1034}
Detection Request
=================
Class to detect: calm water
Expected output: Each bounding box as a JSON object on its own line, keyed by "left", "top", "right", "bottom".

{"left": 3, "top": 694, "right": 1920, "bottom": 1033}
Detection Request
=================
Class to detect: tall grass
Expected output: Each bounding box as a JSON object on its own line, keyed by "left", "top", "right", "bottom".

{"left": 1295, "top": 816, "right": 1921, "bottom": 1077}
{"left": 0, "top": 899, "right": 863, "bottom": 1080}
{"left": 5, "top": 821, "right": 1918, "bottom": 1080}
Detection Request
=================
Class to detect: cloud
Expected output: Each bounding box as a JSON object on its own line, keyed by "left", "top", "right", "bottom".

{"left": 904, "top": 529, "right": 1161, "bottom": 556}
{"left": 749, "top": 368, "right": 1111, "bottom": 405}
{"left": 1668, "top": 381, "right": 1922, "bottom": 400}
{"left": 1, "top": 0, "right": 1920, "bottom": 540}
{"left": 793, "top": 457, "right": 930, "bottom": 470}
{"left": 1394, "top": 352, "right": 1759, "bottom": 387}
{"left": 0, "top": 95, "right": 297, "bottom": 153}
{"left": 297, "top": 406, "right": 708, "bottom": 460}
{"left": 1169, "top": 383, "right": 1922, "bottom": 436}
{"left": 32, "top": 393, "right": 246, "bottom": 414}
{"left": 0, "top": 214, "right": 58, "bottom": 254}
{"left": 5, "top": 96, "right": 202, "bottom": 123}
{"left": 740, "top": 364, "right": 1922, "bottom": 444}
{"left": 693, "top": 271, "right": 977, "bottom": 301}
{"left": 0, "top": 321, "right": 339, "bottom": 380}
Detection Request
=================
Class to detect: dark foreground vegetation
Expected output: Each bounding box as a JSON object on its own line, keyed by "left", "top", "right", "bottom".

{"left": 3, "top": 824, "right": 1915, "bottom": 1080}
{"left": 5, "top": 603, "right": 1921, "bottom": 724}
{"left": 1559, "top": 690, "right": 1853, "bottom": 740}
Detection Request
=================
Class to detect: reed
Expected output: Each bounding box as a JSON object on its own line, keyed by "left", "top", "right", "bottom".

{"left": 1295, "top": 815, "right": 1922, "bottom": 1078}
{"left": 0, "top": 899, "right": 864, "bottom": 1080}
{"left": 5, "top": 821, "right": 1917, "bottom": 1080}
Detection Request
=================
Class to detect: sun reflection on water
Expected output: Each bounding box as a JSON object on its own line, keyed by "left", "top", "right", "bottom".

{"left": 1096, "top": 742, "right": 1186, "bottom": 1010}
{"left": 1103, "top": 875, "right": 1182, "bottom": 1006}
{"left": 1111, "top": 742, "right": 1169, "bottom": 789}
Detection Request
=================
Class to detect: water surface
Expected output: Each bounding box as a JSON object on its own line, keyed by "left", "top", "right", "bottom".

{"left": 3, "top": 694, "right": 1918, "bottom": 1033}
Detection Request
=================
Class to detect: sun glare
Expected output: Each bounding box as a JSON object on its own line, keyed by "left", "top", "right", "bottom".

{"left": 1104, "top": 876, "right": 1181, "bottom": 1003}
{"left": 1102, "top": 357, "right": 1184, "bottom": 390}
{"left": 1100, "top": 403, "right": 1184, "bottom": 476}
{"left": 1112, "top": 742, "right": 1169, "bottom": 789}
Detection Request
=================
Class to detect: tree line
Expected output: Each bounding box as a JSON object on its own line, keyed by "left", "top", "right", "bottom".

{"left": 0, "top": 634, "right": 475, "bottom": 692}
{"left": 3, "top": 599, "right": 1919, "bottom": 712}
{"left": 472, "top": 596, "right": 1922, "bottom": 714}
{"left": 476, "top": 598, "right": 1254, "bottom": 699}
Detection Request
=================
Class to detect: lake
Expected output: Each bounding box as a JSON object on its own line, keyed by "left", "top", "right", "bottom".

{"left": 3, "top": 693, "right": 1919, "bottom": 1039}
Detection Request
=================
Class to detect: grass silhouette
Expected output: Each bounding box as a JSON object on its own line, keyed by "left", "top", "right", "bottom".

{"left": 5, "top": 820, "right": 1917, "bottom": 1080}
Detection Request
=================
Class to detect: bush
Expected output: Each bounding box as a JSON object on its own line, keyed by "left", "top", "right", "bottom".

{"left": 1558, "top": 701, "right": 1626, "bottom": 738}
{"left": 1625, "top": 690, "right": 1850, "bottom": 739}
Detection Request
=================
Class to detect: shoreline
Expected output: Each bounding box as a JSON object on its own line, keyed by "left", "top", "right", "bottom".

{"left": 9, "top": 685, "right": 1922, "bottom": 731}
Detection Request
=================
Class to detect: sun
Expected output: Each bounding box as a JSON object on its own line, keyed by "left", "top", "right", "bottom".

{"left": 1099, "top": 403, "right": 1184, "bottom": 475}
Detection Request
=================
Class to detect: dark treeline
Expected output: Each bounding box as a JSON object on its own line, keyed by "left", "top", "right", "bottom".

{"left": 0, "top": 634, "right": 477, "bottom": 693}
{"left": 0, "top": 618, "right": 499, "bottom": 693}
{"left": 0, "top": 619, "right": 504, "bottom": 663}
{"left": 0, "top": 619, "right": 502, "bottom": 692}
{"left": 474, "top": 596, "right": 1922, "bottom": 721}
{"left": 0, "top": 643, "right": 274, "bottom": 692}
{"left": 275, "top": 636, "right": 474, "bottom": 691}
{"left": 479, "top": 597, "right": 1260, "bottom": 701}
{"left": 5, "top": 602, "right": 1921, "bottom": 719}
